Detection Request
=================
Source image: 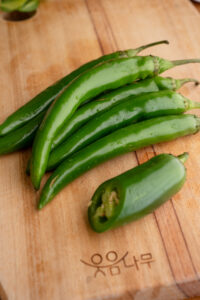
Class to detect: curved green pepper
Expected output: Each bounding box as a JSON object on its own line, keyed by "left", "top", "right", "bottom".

{"left": 51, "top": 76, "right": 198, "bottom": 150}
{"left": 88, "top": 153, "right": 188, "bottom": 233}
{"left": 0, "top": 0, "right": 27, "bottom": 12}
{"left": 38, "top": 114, "right": 200, "bottom": 209}
{"left": 31, "top": 55, "right": 200, "bottom": 190}
{"left": 19, "top": 0, "right": 39, "bottom": 12}
{"left": 25, "top": 76, "right": 197, "bottom": 173}
{"left": 1, "top": 76, "right": 196, "bottom": 157}
{"left": 47, "top": 90, "right": 200, "bottom": 170}
{"left": 0, "top": 40, "right": 168, "bottom": 135}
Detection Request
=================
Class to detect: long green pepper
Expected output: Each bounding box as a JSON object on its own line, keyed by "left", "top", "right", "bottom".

{"left": 31, "top": 55, "right": 200, "bottom": 190}
{"left": 0, "top": 40, "right": 168, "bottom": 136}
{"left": 38, "top": 114, "right": 200, "bottom": 209}
{"left": 0, "top": 0, "right": 39, "bottom": 12}
{"left": 47, "top": 90, "right": 200, "bottom": 170}
{"left": 51, "top": 76, "right": 198, "bottom": 150}
{"left": 0, "top": 76, "right": 197, "bottom": 157}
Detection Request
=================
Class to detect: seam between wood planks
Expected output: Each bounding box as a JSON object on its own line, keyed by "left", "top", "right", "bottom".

{"left": 170, "top": 198, "right": 199, "bottom": 278}
{"left": 93, "top": 0, "right": 120, "bottom": 50}
{"left": 84, "top": 0, "right": 105, "bottom": 55}
{"left": 84, "top": 0, "right": 118, "bottom": 53}
{"left": 152, "top": 212, "right": 188, "bottom": 299}
{"left": 84, "top": 0, "right": 200, "bottom": 297}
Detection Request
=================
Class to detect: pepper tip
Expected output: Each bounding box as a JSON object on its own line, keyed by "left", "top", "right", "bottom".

{"left": 37, "top": 202, "right": 44, "bottom": 210}
{"left": 177, "top": 152, "right": 189, "bottom": 164}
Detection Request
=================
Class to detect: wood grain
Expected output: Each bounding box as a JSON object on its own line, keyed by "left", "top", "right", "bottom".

{"left": 1, "top": 0, "right": 200, "bottom": 299}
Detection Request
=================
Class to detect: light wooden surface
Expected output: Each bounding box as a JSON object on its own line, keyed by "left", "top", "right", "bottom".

{"left": 1, "top": 0, "right": 200, "bottom": 299}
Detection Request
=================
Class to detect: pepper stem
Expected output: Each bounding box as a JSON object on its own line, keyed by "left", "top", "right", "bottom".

{"left": 178, "top": 152, "right": 189, "bottom": 164}
{"left": 172, "top": 59, "right": 200, "bottom": 67}
{"left": 126, "top": 40, "right": 169, "bottom": 57}
{"left": 179, "top": 78, "right": 199, "bottom": 87}
{"left": 135, "top": 40, "right": 169, "bottom": 54}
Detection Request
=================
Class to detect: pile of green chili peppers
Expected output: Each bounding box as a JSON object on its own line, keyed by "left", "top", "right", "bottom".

{"left": 1, "top": 40, "right": 200, "bottom": 231}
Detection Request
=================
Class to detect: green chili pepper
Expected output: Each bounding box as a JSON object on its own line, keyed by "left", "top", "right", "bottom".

{"left": 25, "top": 76, "right": 197, "bottom": 173}
{"left": 0, "top": 0, "right": 27, "bottom": 12}
{"left": 51, "top": 76, "right": 198, "bottom": 150}
{"left": 2, "top": 76, "right": 195, "bottom": 157}
{"left": 0, "top": 41, "right": 168, "bottom": 136}
{"left": 47, "top": 90, "right": 200, "bottom": 170}
{"left": 31, "top": 56, "right": 200, "bottom": 190}
{"left": 38, "top": 114, "right": 200, "bottom": 209}
{"left": 0, "top": 112, "right": 44, "bottom": 155}
{"left": 18, "top": 0, "right": 39, "bottom": 12}
{"left": 88, "top": 152, "right": 188, "bottom": 233}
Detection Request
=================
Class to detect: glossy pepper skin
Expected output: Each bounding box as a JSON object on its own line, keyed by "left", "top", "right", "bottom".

{"left": 38, "top": 114, "right": 200, "bottom": 209}
{"left": 88, "top": 153, "right": 188, "bottom": 233}
{"left": 0, "top": 112, "right": 44, "bottom": 155}
{"left": 0, "top": 0, "right": 39, "bottom": 12}
{"left": 0, "top": 40, "right": 168, "bottom": 136}
{"left": 25, "top": 76, "right": 197, "bottom": 173}
{"left": 1, "top": 76, "right": 196, "bottom": 157}
{"left": 51, "top": 76, "right": 198, "bottom": 150}
{"left": 47, "top": 90, "right": 200, "bottom": 170}
{"left": 31, "top": 55, "right": 200, "bottom": 190}
{"left": 18, "top": 0, "right": 39, "bottom": 12}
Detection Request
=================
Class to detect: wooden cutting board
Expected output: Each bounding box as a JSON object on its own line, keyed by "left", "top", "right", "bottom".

{"left": 1, "top": 0, "right": 200, "bottom": 299}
